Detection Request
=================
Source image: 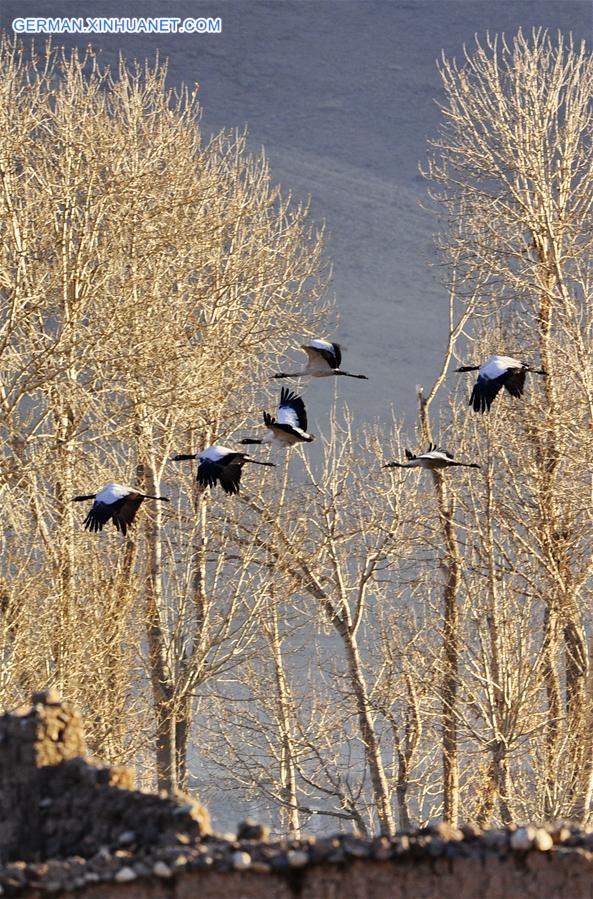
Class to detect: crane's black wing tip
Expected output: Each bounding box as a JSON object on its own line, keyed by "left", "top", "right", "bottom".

{"left": 83, "top": 513, "right": 103, "bottom": 533}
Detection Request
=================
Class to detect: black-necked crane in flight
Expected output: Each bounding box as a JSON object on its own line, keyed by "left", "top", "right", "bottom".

{"left": 72, "top": 483, "right": 170, "bottom": 535}
{"left": 384, "top": 444, "right": 480, "bottom": 471}
{"left": 273, "top": 339, "right": 368, "bottom": 380}
{"left": 240, "top": 388, "right": 314, "bottom": 448}
{"left": 171, "top": 445, "right": 275, "bottom": 495}
{"left": 455, "top": 355, "right": 546, "bottom": 413}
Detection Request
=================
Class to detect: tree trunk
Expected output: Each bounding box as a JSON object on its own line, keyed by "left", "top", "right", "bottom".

{"left": 535, "top": 261, "right": 586, "bottom": 812}
{"left": 342, "top": 630, "right": 395, "bottom": 836}
{"left": 138, "top": 422, "right": 176, "bottom": 791}
{"left": 541, "top": 604, "right": 562, "bottom": 817}
{"left": 569, "top": 634, "right": 593, "bottom": 824}
{"left": 418, "top": 390, "right": 461, "bottom": 826}
{"left": 54, "top": 397, "right": 76, "bottom": 697}
{"left": 492, "top": 742, "right": 512, "bottom": 825}
{"left": 175, "top": 695, "right": 192, "bottom": 791}
{"left": 394, "top": 675, "right": 420, "bottom": 831}
{"left": 434, "top": 476, "right": 461, "bottom": 826}
{"left": 267, "top": 608, "right": 301, "bottom": 837}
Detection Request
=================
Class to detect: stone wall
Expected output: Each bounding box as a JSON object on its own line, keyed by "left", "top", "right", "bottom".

{"left": 0, "top": 690, "right": 86, "bottom": 861}
{"left": 4, "top": 842, "right": 593, "bottom": 899}
{"left": 0, "top": 691, "right": 209, "bottom": 864}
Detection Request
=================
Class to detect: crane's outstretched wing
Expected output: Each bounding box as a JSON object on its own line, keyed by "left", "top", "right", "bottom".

{"left": 197, "top": 459, "right": 242, "bottom": 494}
{"left": 278, "top": 388, "right": 308, "bottom": 431}
{"left": 111, "top": 494, "right": 145, "bottom": 535}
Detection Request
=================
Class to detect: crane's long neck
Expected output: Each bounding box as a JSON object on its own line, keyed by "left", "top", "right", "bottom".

{"left": 72, "top": 494, "right": 96, "bottom": 502}
{"left": 244, "top": 459, "right": 276, "bottom": 467}
{"left": 335, "top": 370, "right": 368, "bottom": 379}
{"left": 455, "top": 365, "right": 480, "bottom": 373}
{"left": 171, "top": 453, "right": 197, "bottom": 461}
{"left": 452, "top": 462, "right": 481, "bottom": 469}
{"left": 240, "top": 438, "right": 263, "bottom": 445}
{"left": 141, "top": 494, "right": 170, "bottom": 501}
{"left": 273, "top": 371, "right": 305, "bottom": 379}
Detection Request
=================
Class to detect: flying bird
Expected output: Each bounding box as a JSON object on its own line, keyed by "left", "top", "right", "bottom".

{"left": 171, "top": 445, "right": 275, "bottom": 495}
{"left": 72, "top": 483, "right": 170, "bottom": 535}
{"left": 455, "top": 355, "right": 546, "bottom": 413}
{"left": 384, "top": 444, "right": 480, "bottom": 471}
{"left": 273, "top": 339, "right": 367, "bottom": 380}
{"left": 240, "top": 388, "right": 315, "bottom": 448}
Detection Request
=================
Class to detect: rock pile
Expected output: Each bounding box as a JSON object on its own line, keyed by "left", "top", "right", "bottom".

{"left": 37, "top": 756, "right": 208, "bottom": 859}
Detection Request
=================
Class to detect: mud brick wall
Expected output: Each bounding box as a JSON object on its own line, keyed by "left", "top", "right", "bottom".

{"left": 136, "top": 850, "right": 593, "bottom": 899}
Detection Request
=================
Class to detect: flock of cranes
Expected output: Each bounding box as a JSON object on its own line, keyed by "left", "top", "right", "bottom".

{"left": 73, "top": 342, "right": 545, "bottom": 535}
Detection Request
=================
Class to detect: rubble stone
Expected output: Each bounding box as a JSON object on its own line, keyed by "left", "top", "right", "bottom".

{"left": 152, "top": 862, "right": 172, "bottom": 878}
{"left": 287, "top": 849, "right": 309, "bottom": 868}
{"left": 114, "top": 867, "right": 136, "bottom": 883}
{"left": 232, "top": 851, "right": 252, "bottom": 870}
{"left": 511, "top": 826, "right": 536, "bottom": 851}
{"left": 237, "top": 819, "right": 270, "bottom": 841}
{"left": 533, "top": 829, "right": 554, "bottom": 851}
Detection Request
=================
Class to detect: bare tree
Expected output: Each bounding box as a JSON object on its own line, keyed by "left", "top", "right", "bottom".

{"left": 5, "top": 28, "right": 593, "bottom": 834}
{"left": 0, "top": 37, "right": 330, "bottom": 791}
{"left": 425, "top": 29, "right": 593, "bottom": 823}
{"left": 203, "top": 410, "right": 434, "bottom": 835}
